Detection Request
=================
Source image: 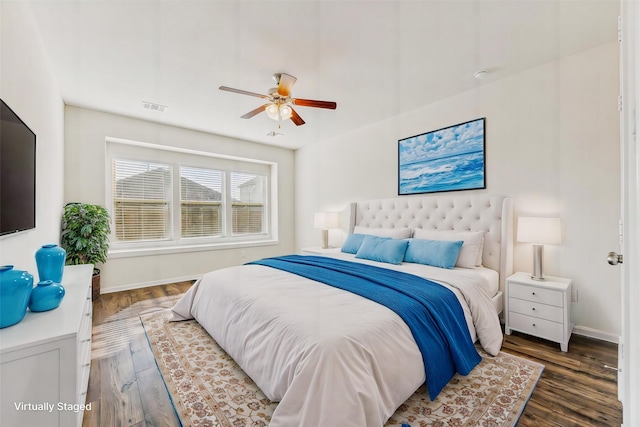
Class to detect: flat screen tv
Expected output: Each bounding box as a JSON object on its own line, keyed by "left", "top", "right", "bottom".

{"left": 1, "top": 99, "right": 36, "bottom": 236}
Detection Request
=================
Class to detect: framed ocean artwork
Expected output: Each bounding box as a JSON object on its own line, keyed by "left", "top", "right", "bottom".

{"left": 398, "top": 118, "right": 486, "bottom": 195}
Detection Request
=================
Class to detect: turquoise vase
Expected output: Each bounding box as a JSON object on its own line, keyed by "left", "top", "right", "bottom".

{"left": 29, "top": 280, "right": 65, "bottom": 312}
{"left": 0, "top": 265, "right": 34, "bottom": 328}
{"left": 35, "top": 244, "right": 66, "bottom": 283}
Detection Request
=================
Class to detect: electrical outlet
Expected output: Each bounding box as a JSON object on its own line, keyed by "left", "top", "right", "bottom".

{"left": 571, "top": 289, "right": 578, "bottom": 302}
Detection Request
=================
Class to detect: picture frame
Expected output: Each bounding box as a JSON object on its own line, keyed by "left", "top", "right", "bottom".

{"left": 398, "top": 118, "right": 486, "bottom": 195}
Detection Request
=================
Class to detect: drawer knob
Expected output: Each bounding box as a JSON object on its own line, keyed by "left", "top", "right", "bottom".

{"left": 532, "top": 292, "right": 536, "bottom": 296}
{"left": 532, "top": 323, "right": 536, "bottom": 327}
{"left": 532, "top": 307, "right": 536, "bottom": 311}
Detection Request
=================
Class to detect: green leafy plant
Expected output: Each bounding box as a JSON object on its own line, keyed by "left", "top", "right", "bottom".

{"left": 61, "top": 203, "right": 111, "bottom": 267}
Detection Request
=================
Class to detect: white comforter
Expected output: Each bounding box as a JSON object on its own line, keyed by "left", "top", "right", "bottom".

{"left": 170, "top": 254, "right": 502, "bottom": 427}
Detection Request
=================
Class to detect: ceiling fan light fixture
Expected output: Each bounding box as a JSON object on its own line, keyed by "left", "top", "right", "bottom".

{"left": 219, "top": 72, "right": 336, "bottom": 127}
{"left": 265, "top": 103, "right": 280, "bottom": 120}
{"left": 279, "top": 104, "right": 293, "bottom": 120}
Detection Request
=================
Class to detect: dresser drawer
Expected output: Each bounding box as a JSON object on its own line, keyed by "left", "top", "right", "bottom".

{"left": 77, "top": 285, "right": 92, "bottom": 402}
{"left": 508, "top": 312, "right": 564, "bottom": 343}
{"left": 508, "top": 297, "right": 564, "bottom": 323}
{"left": 509, "top": 283, "right": 563, "bottom": 307}
{"left": 77, "top": 288, "right": 92, "bottom": 360}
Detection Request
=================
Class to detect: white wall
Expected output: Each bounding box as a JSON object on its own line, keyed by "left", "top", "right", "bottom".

{"left": 295, "top": 43, "right": 621, "bottom": 338}
{"left": 64, "top": 107, "right": 295, "bottom": 292}
{"left": 0, "top": 3, "right": 65, "bottom": 275}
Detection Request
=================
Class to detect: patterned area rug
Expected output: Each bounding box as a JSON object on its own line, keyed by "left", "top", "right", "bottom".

{"left": 141, "top": 309, "right": 543, "bottom": 427}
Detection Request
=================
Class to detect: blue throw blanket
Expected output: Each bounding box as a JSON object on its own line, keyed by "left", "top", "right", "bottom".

{"left": 247, "top": 255, "right": 481, "bottom": 399}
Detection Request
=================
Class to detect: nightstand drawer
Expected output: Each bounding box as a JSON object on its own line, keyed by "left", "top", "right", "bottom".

{"left": 509, "top": 283, "right": 563, "bottom": 307}
{"left": 508, "top": 297, "right": 564, "bottom": 323}
{"left": 508, "top": 312, "right": 564, "bottom": 342}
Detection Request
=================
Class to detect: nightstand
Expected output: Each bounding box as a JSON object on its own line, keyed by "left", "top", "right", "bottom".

{"left": 300, "top": 246, "right": 342, "bottom": 255}
{"left": 505, "top": 272, "right": 573, "bottom": 352}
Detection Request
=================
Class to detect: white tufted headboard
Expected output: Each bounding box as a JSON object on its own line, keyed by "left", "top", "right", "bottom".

{"left": 348, "top": 194, "right": 513, "bottom": 293}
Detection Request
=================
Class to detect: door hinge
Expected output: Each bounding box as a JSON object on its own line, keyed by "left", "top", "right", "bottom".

{"left": 618, "top": 95, "right": 623, "bottom": 112}
{"left": 618, "top": 16, "right": 622, "bottom": 42}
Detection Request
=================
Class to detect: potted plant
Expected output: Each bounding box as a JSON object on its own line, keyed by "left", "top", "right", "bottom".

{"left": 61, "top": 202, "right": 111, "bottom": 300}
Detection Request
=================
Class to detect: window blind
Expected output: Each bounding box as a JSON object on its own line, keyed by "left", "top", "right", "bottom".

{"left": 112, "top": 160, "right": 171, "bottom": 241}
{"left": 107, "top": 138, "right": 275, "bottom": 250}
{"left": 180, "top": 166, "right": 223, "bottom": 238}
{"left": 231, "top": 172, "right": 265, "bottom": 235}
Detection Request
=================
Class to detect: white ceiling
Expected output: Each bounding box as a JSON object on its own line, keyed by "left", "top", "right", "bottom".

{"left": 27, "top": 0, "right": 618, "bottom": 150}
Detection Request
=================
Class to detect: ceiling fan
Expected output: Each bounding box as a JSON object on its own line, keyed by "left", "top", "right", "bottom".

{"left": 219, "top": 73, "right": 337, "bottom": 127}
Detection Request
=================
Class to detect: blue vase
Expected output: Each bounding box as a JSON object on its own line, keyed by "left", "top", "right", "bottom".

{"left": 29, "top": 280, "right": 65, "bottom": 312}
{"left": 0, "top": 265, "right": 34, "bottom": 328}
{"left": 35, "top": 244, "right": 66, "bottom": 283}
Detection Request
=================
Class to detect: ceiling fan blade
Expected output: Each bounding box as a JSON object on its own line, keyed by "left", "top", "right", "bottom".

{"left": 277, "top": 73, "right": 297, "bottom": 96}
{"left": 241, "top": 104, "right": 269, "bottom": 119}
{"left": 290, "top": 107, "right": 306, "bottom": 126}
{"left": 219, "top": 86, "right": 268, "bottom": 99}
{"left": 292, "top": 98, "right": 337, "bottom": 109}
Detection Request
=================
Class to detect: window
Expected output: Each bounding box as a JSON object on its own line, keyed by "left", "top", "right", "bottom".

{"left": 106, "top": 138, "right": 276, "bottom": 254}
{"left": 180, "top": 166, "right": 223, "bottom": 238}
{"left": 231, "top": 172, "right": 265, "bottom": 235}
{"left": 113, "top": 160, "right": 172, "bottom": 241}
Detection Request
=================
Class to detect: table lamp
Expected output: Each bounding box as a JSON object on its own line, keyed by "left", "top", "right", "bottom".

{"left": 517, "top": 216, "right": 562, "bottom": 281}
{"left": 313, "top": 212, "right": 340, "bottom": 249}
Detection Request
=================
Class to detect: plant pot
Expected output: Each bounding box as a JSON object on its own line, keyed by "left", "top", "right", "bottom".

{"left": 92, "top": 268, "right": 101, "bottom": 301}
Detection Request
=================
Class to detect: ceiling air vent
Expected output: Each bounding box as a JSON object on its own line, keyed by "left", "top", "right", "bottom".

{"left": 141, "top": 101, "right": 167, "bottom": 112}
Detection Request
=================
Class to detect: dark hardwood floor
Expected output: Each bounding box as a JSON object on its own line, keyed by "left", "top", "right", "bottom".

{"left": 501, "top": 332, "right": 622, "bottom": 426}
{"left": 83, "top": 282, "right": 192, "bottom": 427}
{"left": 82, "top": 283, "right": 622, "bottom": 427}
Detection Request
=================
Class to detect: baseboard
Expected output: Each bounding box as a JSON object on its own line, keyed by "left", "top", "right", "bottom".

{"left": 500, "top": 321, "right": 619, "bottom": 344}
{"left": 101, "top": 274, "right": 201, "bottom": 294}
{"left": 573, "top": 325, "right": 619, "bottom": 344}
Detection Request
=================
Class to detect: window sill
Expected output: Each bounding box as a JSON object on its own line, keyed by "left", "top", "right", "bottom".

{"left": 108, "top": 239, "right": 279, "bottom": 259}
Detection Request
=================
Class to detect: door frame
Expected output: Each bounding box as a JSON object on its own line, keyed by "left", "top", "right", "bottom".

{"left": 620, "top": 1, "right": 639, "bottom": 426}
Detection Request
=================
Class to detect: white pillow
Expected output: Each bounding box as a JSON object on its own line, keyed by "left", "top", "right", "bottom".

{"left": 412, "top": 229, "right": 485, "bottom": 268}
{"left": 353, "top": 226, "right": 413, "bottom": 239}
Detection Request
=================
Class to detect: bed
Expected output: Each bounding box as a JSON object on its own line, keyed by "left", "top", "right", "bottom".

{"left": 171, "top": 194, "right": 513, "bottom": 427}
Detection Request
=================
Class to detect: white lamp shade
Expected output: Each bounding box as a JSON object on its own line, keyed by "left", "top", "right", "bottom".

{"left": 314, "top": 212, "right": 340, "bottom": 229}
{"left": 517, "top": 217, "right": 562, "bottom": 244}
{"left": 265, "top": 103, "right": 279, "bottom": 120}
{"left": 279, "top": 104, "right": 293, "bottom": 120}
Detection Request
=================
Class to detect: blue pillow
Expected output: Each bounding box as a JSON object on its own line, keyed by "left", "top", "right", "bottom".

{"left": 355, "top": 235, "right": 409, "bottom": 265}
{"left": 404, "top": 239, "right": 464, "bottom": 269}
{"left": 341, "top": 233, "right": 367, "bottom": 254}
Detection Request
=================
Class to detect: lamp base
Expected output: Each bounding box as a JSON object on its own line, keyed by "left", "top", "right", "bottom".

{"left": 321, "top": 229, "right": 329, "bottom": 249}
{"left": 530, "top": 275, "right": 547, "bottom": 281}
{"left": 530, "top": 243, "right": 546, "bottom": 281}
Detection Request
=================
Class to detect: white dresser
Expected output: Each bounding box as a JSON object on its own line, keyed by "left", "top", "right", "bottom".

{"left": 0, "top": 264, "right": 93, "bottom": 427}
{"left": 505, "top": 271, "right": 573, "bottom": 352}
